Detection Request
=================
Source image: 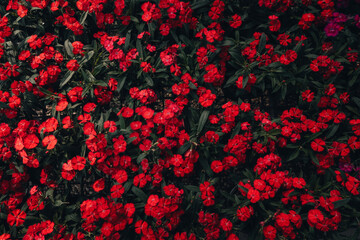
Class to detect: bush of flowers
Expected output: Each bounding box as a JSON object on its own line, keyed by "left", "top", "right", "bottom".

{"left": 1, "top": 0, "right": 360, "bottom": 239}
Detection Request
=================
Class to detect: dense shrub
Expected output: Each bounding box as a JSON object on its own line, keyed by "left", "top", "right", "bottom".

{"left": 0, "top": 0, "right": 360, "bottom": 239}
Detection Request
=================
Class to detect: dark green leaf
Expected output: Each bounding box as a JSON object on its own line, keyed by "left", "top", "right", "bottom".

{"left": 333, "top": 198, "right": 350, "bottom": 209}
{"left": 326, "top": 124, "right": 339, "bottom": 139}
{"left": 184, "top": 185, "right": 200, "bottom": 192}
{"left": 79, "top": 51, "right": 94, "bottom": 65}
{"left": 59, "top": 71, "right": 75, "bottom": 89}
{"left": 132, "top": 186, "right": 148, "bottom": 201}
{"left": 64, "top": 39, "right": 74, "bottom": 57}
{"left": 288, "top": 149, "right": 300, "bottom": 161}
{"left": 197, "top": 110, "right": 210, "bottom": 134}
{"left": 257, "top": 33, "right": 267, "bottom": 53}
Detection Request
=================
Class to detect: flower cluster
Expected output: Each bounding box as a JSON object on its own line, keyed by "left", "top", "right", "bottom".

{"left": 1, "top": 0, "right": 360, "bottom": 239}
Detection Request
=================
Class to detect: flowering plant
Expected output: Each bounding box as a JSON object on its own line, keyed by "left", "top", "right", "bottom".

{"left": 1, "top": 0, "right": 360, "bottom": 239}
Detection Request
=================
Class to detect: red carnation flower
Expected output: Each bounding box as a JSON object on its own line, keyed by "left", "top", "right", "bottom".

{"left": 24, "top": 134, "right": 39, "bottom": 149}
{"left": 66, "top": 59, "right": 79, "bottom": 71}
{"left": 7, "top": 209, "right": 26, "bottom": 226}
{"left": 229, "top": 14, "right": 242, "bottom": 28}
{"left": 311, "top": 138, "right": 326, "bottom": 152}
{"left": 42, "top": 135, "right": 57, "bottom": 150}
{"left": 93, "top": 178, "right": 105, "bottom": 192}
{"left": 211, "top": 160, "right": 223, "bottom": 173}
{"left": 263, "top": 225, "right": 277, "bottom": 240}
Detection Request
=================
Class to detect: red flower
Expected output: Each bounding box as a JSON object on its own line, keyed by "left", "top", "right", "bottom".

{"left": 101, "top": 222, "right": 114, "bottom": 237}
{"left": 68, "top": 86, "right": 83, "bottom": 102}
{"left": 263, "top": 225, "right": 277, "bottom": 240}
{"left": 141, "top": 2, "right": 161, "bottom": 22}
{"left": 42, "top": 135, "right": 57, "bottom": 150}
{"left": 302, "top": 90, "right": 314, "bottom": 102}
{"left": 307, "top": 209, "right": 324, "bottom": 227}
{"left": 170, "top": 154, "right": 184, "bottom": 167}
{"left": 229, "top": 14, "right": 242, "bottom": 28}
{"left": 204, "top": 131, "right": 219, "bottom": 143}
{"left": 253, "top": 179, "right": 266, "bottom": 191}
{"left": 17, "top": 5, "right": 28, "bottom": 18}
{"left": 275, "top": 213, "right": 290, "bottom": 227}
{"left": 7, "top": 209, "right": 26, "bottom": 226}
{"left": 66, "top": 59, "right": 79, "bottom": 71}
{"left": 27, "top": 35, "right": 42, "bottom": 49}
{"left": 113, "top": 135, "right": 127, "bottom": 154}
{"left": 118, "top": 106, "right": 134, "bottom": 118}
{"left": 299, "top": 13, "right": 315, "bottom": 29}
{"left": 211, "top": 160, "right": 223, "bottom": 173}
{"left": 113, "top": 169, "right": 128, "bottom": 184}
{"left": 311, "top": 138, "right": 326, "bottom": 152}
{"left": 72, "top": 41, "right": 85, "bottom": 55}
{"left": 83, "top": 102, "right": 96, "bottom": 112}
{"left": 292, "top": 177, "right": 306, "bottom": 189}
{"left": 56, "top": 99, "right": 68, "bottom": 111}
{"left": 83, "top": 122, "right": 95, "bottom": 136}
{"left": 147, "top": 195, "right": 159, "bottom": 206}
{"left": 247, "top": 188, "right": 261, "bottom": 203}
{"left": 61, "top": 166, "right": 76, "bottom": 181}
{"left": 0, "top": 123, "right": 11, "bottom": 137}
{"left": 280, "top": 50, "right": 297, "bottom": 65}
{"left": 220, "top": 218, "right": 232, "bottom": 231}
{"left": 62, "top": 116, "right": 74, "bottom": 129}
{"left": 110, "top": 184, "right": 125, "bottom": 198}
{"left": 24, "top": 134, "right": 39, "bottom": 149}
{"left": 0, "top": 233, "right": 10, "bottom": 240}
{"left": 269, "top": 15, "right": 280, "bottom": 32}
{"left": 104, "top": 120, "right": 117, "bottom": 132}
{"left": 93, "top": 178, "right": 105, "bottom": 192}
{"left": 70, "top": 156, "right": 86, "bottom": 171}
{"left": 199, "top": 89, "right": 216, "bottom": 107}
{"left": 208, "top": 0, "right": 224, "bottom": 20}
{"left": 236, "top": 206, "right": 253, "bottom": 221}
